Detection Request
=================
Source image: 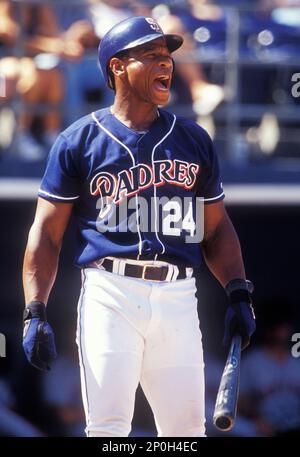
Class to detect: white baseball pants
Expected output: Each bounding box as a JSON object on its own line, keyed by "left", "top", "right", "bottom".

{"left": 76, "top": 267, "right": 205, "bottom": 437}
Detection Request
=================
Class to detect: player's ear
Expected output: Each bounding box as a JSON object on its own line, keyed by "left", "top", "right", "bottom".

{"left": 109, "top": 57, "right": 127, "bottom": 80}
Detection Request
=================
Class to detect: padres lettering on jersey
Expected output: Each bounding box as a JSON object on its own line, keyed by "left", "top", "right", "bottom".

{"left": 38, "top": 108, "right": 224, "bottom": 267}
{"left": 90, "top": 159, "right": 199, "bottom": 203}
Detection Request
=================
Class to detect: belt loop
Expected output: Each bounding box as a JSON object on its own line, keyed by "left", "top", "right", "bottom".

{"left": 112, "top": 258, "right": 120, "bottom": 274}
{"left": 172, "top": 265, "right": 179, "bottom": 281}
{"left": 118, "top": 259, "right": 126, "bottom": 276}
{"left": 186, "top": 267, "right": 193, "bottom": 279}
{"left": 165, "top": 265, "right": 174, "bottom": 282}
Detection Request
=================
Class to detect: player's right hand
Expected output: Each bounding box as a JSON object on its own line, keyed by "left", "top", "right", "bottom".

{"left": 22, "top": 301, "right": 57, "bottom": 371}
{"left": 223, "top": 279, "right": 256, "bottom": 350}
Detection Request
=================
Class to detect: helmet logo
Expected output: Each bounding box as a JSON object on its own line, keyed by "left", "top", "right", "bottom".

{"left": 145, "top": 17, "right": 162, "bottom": 33}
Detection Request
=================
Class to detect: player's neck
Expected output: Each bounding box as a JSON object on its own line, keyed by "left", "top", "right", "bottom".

{"left": 110, "top": 98, "right": 158, "bottom": 132}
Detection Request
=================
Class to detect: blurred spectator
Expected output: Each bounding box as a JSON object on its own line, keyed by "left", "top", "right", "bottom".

{"left": 238, "top": 0, "right": 300, "bottom": 158}
{"left": 39, "top": 1, "right": 133, "bottom": 124}
{"left": 239, "top": 313, "right": 300, "bottom": 436}
{"left": 0, "top": 1, "right": 20, "bottom": 47}
{"left": 0, "top": 1, "right": 96, "bottom": 160}
{"left": 155, "top": 1, "right": 225, "bottom": 122}
{"left": 60, "top": 0, "right": 134, "bottom": 119}
{"left": 89, "top": 0, "right": 133, "bottom": 38}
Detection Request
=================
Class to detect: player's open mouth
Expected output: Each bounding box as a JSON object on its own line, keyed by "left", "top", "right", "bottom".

{"left": 153, "top": 75, "right": 170, "bottom": 92}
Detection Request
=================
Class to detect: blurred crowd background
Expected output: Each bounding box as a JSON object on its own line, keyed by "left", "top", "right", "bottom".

{"left": 0, "top": 0, "right": 300, "bottom": 438}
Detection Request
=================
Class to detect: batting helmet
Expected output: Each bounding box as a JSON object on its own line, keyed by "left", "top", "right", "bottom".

{"left": 98, "top": 16, "right": 183, "bottom": 89}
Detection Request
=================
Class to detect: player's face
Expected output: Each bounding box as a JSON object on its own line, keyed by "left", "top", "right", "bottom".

{"left": 123, "top": 39, "right": 173, "bottom": 106}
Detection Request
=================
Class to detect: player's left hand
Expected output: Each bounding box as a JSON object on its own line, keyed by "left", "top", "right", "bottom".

{"left": 22, "top": 301, "right": 57, "bottom": 371}
{"left": 223, "top": 279, "right": 256, "bottom": 350}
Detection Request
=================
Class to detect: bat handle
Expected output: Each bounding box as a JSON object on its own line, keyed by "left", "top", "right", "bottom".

{"left": 229, "top": 334, "right": 242, "bottom": 356}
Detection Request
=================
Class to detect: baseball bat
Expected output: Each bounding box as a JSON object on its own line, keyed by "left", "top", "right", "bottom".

{"left": 213, "top": 334, "right": 241, "bottom": 432}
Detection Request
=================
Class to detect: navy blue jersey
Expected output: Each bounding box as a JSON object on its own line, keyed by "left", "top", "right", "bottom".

{"left": 38, "top": 108, "right": 224, "bottom": 267}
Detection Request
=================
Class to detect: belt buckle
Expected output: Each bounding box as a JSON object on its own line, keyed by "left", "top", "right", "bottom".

{"left": 142, "top": 264, "right": 154, "bottom": 281}
{"left": 141, "top": 264, "right": 167, "bottom": 281}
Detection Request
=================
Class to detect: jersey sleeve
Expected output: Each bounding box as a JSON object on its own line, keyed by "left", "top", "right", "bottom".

{"left": 38, "top": 134, "right": 82, "bottom": 202}
{"left": 196, "top": 129, "right": 224, "bottom": 204}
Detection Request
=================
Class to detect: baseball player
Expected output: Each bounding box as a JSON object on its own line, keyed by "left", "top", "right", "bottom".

{"left": 22, "top": 16, "right": 256, "bottom": 437}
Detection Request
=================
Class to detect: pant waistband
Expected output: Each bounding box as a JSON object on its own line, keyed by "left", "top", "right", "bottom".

{"left": 88, "top": 257, "right": 193, "bottom": 282}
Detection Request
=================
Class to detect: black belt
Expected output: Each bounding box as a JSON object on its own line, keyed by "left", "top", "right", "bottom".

{"left": 101, "top": 258, "right": 188, "bottom": 282}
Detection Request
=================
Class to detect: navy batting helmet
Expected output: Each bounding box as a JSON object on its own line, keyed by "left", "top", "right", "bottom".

{"left": 98, "top": 16, "right": 183, "bottom": 89}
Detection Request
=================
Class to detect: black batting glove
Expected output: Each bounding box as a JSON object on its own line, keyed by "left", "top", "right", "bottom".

{"left": 22, "top": 301, "right": 57, "bottom": 371}
{"left": 223, "top": 279, "right": 256, "bottom": 351}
